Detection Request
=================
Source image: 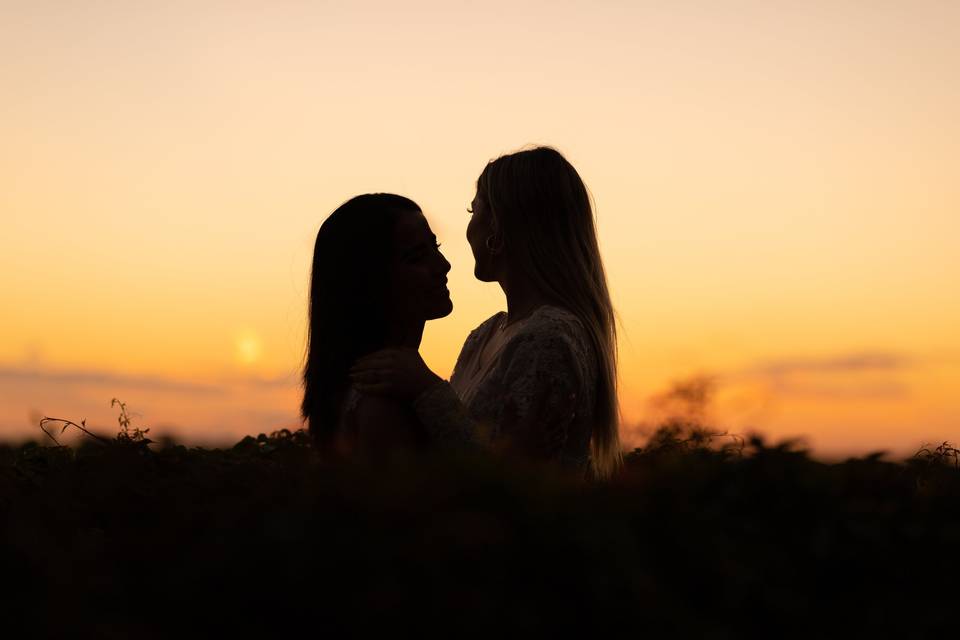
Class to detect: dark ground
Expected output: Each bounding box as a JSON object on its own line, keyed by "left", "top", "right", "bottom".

{"left": 2, "top": 424, "right": 958, "bottom": 638}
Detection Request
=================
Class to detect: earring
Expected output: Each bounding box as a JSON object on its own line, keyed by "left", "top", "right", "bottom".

{"left": 485, "top": 234, "right": 501, "bottom": 254}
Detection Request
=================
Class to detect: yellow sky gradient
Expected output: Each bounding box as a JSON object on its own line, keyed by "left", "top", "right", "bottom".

{"left": 2, "top": 1, "right": 958, "bottom": 456}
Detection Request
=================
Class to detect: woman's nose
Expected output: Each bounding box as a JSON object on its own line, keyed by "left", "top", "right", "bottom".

{"left": 432, "top": 249, "right": 451, "bottom": 274}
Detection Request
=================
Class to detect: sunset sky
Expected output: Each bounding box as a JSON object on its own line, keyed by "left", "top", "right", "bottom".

{"left": 2, "top": 0, "right": 958, "bottom": 456}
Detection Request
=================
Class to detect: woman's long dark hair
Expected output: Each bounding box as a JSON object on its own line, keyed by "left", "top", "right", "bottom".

{"left": 301, "top": 193, "right": 421, "bottom": 446}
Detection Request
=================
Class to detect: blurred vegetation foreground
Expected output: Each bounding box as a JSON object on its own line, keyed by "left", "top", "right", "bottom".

{"left": 2, "top": 409, "right": 959, "bottom": 637}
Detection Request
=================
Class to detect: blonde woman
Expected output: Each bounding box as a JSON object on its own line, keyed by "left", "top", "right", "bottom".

{"left": 351, "top": 147, "right": 621, "bottom": 479}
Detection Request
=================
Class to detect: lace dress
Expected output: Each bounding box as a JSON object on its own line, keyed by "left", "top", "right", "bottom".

{"left": 413, "top": 305, "right": 598, "bottom": 471}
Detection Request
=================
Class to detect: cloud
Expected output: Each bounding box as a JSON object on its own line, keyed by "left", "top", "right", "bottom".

{"left": 763, "top": 379, "right": 910, "bottom": 400}
{"left": 732, "top": 351, "right": 915, "bottom": 401}
{"left": 0, "top": 365, "right": 226, "bottom": 395}
{"left": 0, "top": 364, "right": 303, "bottom": 441}
{"left": 749, "top": 352, "right": 912, "bottom": 377}
{"left": 0, "top": 364, "right": 305, "bottom": 395}
{"left": 232, "top": 373, "right": 301, "bottom": 389}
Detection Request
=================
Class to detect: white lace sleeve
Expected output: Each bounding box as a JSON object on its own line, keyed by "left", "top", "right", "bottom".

{"left": 412, "top": 381, "right": 485, "bottom": 447}
{"left": 413, "top": 307, "right": 595, "bottom": 466}
{"left": 494, "top": 330, "right": 585, "bottom": 458}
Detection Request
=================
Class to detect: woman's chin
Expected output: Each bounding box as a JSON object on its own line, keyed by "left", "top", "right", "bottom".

{"left": 472, "top": 266, "right": 498, "bottom": 283}
{"left": 428, "top": 296, "right": 454, "bottom": 319}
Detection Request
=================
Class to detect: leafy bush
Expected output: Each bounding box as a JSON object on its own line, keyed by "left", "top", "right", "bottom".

{"left": 2, "top": 407, "right": 958, "bottom": 637}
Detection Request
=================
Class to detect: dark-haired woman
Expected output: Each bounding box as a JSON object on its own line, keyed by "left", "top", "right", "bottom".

{"left": 351, "top": 147, "right": 621, "bottom": 479}
{"left": 301, "top": 193, "right": 452, "bottom": 454}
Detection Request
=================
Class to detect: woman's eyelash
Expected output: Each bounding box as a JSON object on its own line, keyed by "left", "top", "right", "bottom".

{"left": 405, "top": 243, "right": 442, "bottom": 262}
{"left": 466, "top": 207, "right": 474, "bottom": 214}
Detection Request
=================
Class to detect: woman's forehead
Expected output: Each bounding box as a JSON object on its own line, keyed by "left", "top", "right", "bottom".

{"left": 393, "top": 212, "right": 433, "bottom": 249}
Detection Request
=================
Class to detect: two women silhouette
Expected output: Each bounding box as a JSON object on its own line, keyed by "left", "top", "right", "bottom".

{"left": 302, "top": 147, "right": 621, "bottom": 479}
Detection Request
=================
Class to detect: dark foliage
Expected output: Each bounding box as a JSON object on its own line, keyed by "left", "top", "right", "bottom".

{"left": 2, "top": 423, "right": 959, "bottom": 638}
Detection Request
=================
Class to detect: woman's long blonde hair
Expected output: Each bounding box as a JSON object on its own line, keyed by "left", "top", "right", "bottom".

{"left": 477, "top": 146, "right": 622, "bottom": 479}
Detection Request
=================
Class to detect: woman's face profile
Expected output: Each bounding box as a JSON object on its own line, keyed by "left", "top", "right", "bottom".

{"left": 466, "top": 192, "right": 498, "bottom": 282}
{"left": 386, "top": 211, "right": 452, "bottom": 324}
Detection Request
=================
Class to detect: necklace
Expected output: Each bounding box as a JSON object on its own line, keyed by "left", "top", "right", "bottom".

{"left": 474, "top": 314, "right": 512, "bottom": 375}
{"left": 499, "top": 309, "right": 536, "bottom": 332}
{"left": 475, "top": 308, "right": 539, "bottom": 375}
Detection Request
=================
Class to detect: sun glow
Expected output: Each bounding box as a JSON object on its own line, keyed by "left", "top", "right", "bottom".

{"left": 235, "top": 330, "right": 262, "bottom": 366}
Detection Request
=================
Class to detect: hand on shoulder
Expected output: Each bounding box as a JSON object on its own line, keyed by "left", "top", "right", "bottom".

{"left": 349, "top": 347, "right": 443, "bottom": 401}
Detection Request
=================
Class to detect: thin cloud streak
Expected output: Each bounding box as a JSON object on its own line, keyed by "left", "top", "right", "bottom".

{"left": 0, "top": 364, "right": 302, "bottom": 395}
{"left": 0, "top": 365, "right": 225, "bottom": 395}
{"left": 764, "top": 380, "right": 910, "bottom": 401}
{"left": 748, "top": 352, "right": 912, "bottom": 377}
{"left": 0, "top": 364, "right": 303, "bottom": 443}
{"left": 680, "top": 351, "right": 920, "bottom": 404}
